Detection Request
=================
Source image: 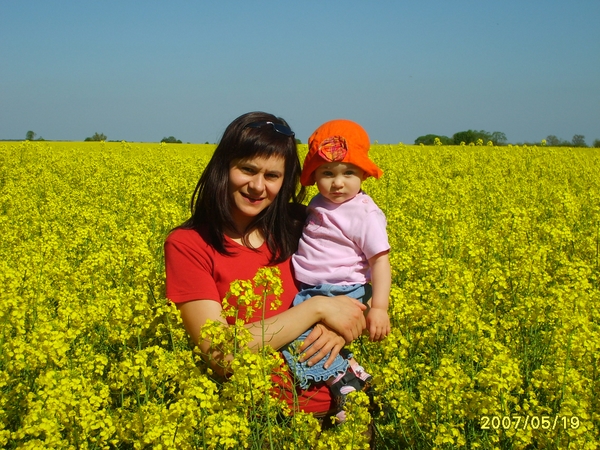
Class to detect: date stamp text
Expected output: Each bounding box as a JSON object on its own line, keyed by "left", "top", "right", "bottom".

{"left": 480, "top": 415, "right": 580, "bottom": 431}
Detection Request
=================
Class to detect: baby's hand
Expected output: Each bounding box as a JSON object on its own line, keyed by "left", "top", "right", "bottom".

{"left": 366, "top": 307, "right": 390, "bottom": 342}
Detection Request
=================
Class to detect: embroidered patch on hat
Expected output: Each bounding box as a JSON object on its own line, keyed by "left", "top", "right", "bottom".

{"left": 317, "top": 136, "right": 348, "bottom": 162}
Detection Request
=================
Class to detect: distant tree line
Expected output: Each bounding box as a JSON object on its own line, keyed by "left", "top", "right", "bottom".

{"left": 415, "top": 130, "right": 507, "bottom": 146}
{"left": 22, "top": 129, "right": 598, "bottom": 147}
{"left": 81, "top": 134, "right": 187, "bottom": 143}
{"left": 545, "top": 135, "right": 591, "bottom": 147}
{"left": 522, "top": 135, "right": 598, "bottom": 147}
{"left": 25, "top": 130, "right": 45, "bottom": 141}
{"left": 161, "top": 136, "right": 182, "bottom": 144}
{"left": 85, "top": 132, "right": 107, "bottom": 142}
{"left": 415, "top": 130, "right": 600, "bottom": 147}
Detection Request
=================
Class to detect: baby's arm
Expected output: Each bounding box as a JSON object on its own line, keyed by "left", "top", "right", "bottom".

{"left": 367, "top": 250, "right": 391, "bottom": 341}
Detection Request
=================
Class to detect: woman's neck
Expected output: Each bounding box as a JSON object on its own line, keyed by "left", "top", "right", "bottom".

{"left": 224, "top": 226, "right": 265, "bottom": 248}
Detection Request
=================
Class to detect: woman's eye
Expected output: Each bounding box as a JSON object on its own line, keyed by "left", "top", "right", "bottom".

{"left": 241, "top": 167, "right": 254, "bottom": 174}
{"left": 266, "top": 173, "right": 280, "bottom": 180}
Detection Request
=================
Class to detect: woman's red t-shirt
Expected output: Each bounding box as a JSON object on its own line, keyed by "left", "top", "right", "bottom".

{"left": 164, "top": 226, "right": 333, "bottom": 414}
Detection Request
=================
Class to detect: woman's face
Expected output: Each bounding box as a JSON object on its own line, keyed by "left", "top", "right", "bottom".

{"left": 228, "top": 155, "right": 285, "bottom": 229}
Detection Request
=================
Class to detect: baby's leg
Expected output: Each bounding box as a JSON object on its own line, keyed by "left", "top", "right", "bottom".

{"left": 326, "top": 359, "right": 373, "bottom": 423}
{"left": 347, "top": 357, "right": 372, "bottom": 383}
{"left": 327, "top": 368, "right": 363, "bottom": 422}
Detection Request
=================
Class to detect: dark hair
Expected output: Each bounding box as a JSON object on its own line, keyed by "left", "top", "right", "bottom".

{"left": 180, "top": 111, "right": 307, "bottom": 264}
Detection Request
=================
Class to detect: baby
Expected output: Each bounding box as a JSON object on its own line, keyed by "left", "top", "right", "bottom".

{"left": 282, "top": 119, "right": 391, "bottom": 422}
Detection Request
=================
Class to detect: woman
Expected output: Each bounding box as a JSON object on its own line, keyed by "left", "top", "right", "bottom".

{"left": 164, "top": 111, "right": 367, "bottom": 416}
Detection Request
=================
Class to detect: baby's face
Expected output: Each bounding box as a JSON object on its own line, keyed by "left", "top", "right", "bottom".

{"left": 314, "top": 162, "right": 366, "bottom": 204}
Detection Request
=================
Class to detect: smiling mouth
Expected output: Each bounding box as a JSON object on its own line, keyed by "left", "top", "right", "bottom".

{"left": 242, "top": 193, "right": 264, "bottom": 203}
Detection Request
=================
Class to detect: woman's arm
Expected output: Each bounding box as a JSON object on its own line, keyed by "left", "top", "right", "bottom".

{"left": 177, "top": 294, "right": 366, "bottom": 375}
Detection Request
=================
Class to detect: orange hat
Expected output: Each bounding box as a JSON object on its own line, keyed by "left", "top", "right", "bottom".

{"left": 300, "top": 119, "right": 383, "bottom": 186}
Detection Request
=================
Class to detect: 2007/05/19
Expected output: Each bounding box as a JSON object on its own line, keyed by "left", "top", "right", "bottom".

{"left": 481, "top": 415, "right": 580, "bottom": 431}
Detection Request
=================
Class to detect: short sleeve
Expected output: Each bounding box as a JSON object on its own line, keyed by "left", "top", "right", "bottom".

{"left": 354, "top": 204, "right": 390, "bottom": 260}
{"left": 164, "top": 230, "right": 221, "bottom": 303}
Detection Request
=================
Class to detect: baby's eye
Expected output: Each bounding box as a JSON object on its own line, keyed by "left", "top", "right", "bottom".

{"left": 344, "top": 171, "right": 356, "bottom": 176}
{"left": 322, "top": 171, "right": 334, "bottom": 177}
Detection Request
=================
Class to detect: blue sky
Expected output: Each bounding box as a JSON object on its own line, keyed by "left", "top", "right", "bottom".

{"left": 2, "top": 1, "right": 599, "bottom": 144}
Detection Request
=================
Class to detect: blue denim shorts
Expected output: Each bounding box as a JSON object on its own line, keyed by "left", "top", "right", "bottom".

{"left": 281, "top": 283, "right": 372, "bottom": 389}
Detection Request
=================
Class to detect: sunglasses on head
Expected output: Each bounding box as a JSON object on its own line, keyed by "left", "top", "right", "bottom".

{"left": 245, "top": 121, "right": 295, "bottom": 137}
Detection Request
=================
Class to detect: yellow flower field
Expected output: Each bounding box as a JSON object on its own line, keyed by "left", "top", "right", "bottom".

{"left": 1, "top": 140, "right": 598, "bottom": 449}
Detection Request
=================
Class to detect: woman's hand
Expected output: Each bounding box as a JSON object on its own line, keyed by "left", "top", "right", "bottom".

{"left": 311, "top": 295, "right": 367, "bottom": 343}
{"left": 313, "top": 295, "right": 367, "bottom": 344}
{"left": 298, "top": 323, "right": 345, "bottom": 369}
